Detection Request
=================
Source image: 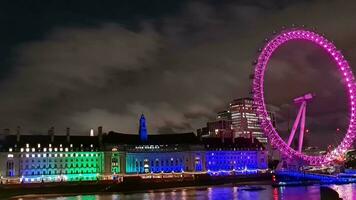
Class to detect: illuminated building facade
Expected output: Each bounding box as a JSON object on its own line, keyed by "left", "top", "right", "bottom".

{"left": 17, "top": 150, "right": 103, "bottom": 182}
{"left": 230, "top": 97, "right": 276, "bottom": 144}
{"left": 125, "top": 150, "right": 205, "bottom": 173}
{"left": 104, "top": 132, "right": 207, "bottom": 174}
{"left": 203, "top": 136, "right": 267, "bottom": 173}
{"left": 0, "top": 132, "right": 105, "bottom": 183}
{"left": 0, "top": 116, "right": 267, "bottom": 183}
{"left": 206, "top": 150, "right": 267, "bottom": 172}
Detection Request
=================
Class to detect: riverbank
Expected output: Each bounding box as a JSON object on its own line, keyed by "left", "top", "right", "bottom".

{"left": 2, "top": 173, "right": 272, "bottom": 199}
{"left": 14, "top": 183, "right": 355, "bottom": 200}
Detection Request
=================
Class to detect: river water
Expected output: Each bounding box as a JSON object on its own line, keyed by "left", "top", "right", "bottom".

{"left": 18, "top": 184, "right": 356, "bottom": 200}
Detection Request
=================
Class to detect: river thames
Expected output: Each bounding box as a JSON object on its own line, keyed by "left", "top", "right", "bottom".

{"left": 17, "top": 183, "right": 356, "bottom": 200}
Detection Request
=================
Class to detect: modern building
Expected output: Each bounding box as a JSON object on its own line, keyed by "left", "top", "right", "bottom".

{"left": 0, "top": 115, "right": 267, "bottom": 183}
{"left": 217, "top": 110, "right": 232, "bottom": 121}
{"left": 197, "top": 111, "right": 233, "bottom": 141}
{"left": 230, "top": 97, "right": 276, "bottom": 144}
{"left": 198, "top": 97, "right": 276, "bottom": 145}
{"left": 206, "top": 120, "right": 233, "bottom": 140}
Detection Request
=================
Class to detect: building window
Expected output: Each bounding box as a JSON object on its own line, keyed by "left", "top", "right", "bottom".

{"left": 6, "top": 161, "right": 14, "bottom": 177}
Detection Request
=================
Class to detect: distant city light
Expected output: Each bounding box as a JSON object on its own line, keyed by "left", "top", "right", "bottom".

{"left": 90, "top": 129, "right": 94, "bottom": 136}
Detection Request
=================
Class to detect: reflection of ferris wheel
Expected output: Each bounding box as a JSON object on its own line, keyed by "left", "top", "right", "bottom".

{"left": 252, "top": 28, "right": 356, "bottom": 166}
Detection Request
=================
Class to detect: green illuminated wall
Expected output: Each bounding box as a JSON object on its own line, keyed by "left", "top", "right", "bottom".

{"left": 20, "top": 151, "right": 104, "bottom": 182}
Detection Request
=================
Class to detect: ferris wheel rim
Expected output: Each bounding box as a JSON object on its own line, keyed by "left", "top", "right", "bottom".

{"left": 252, "top": 28, "right": 356, "bottom": 165}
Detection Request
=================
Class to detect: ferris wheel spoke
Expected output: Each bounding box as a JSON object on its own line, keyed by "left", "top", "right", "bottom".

{"left": 298, "top": 103, "right": 307, "bottom": 153}
{"left": 287, "top": 101, "right": 305, "bottom": 147}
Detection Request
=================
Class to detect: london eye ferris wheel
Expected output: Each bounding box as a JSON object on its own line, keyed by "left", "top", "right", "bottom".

{"left": 252, "top": 28, "right": 356, "bottom": 166}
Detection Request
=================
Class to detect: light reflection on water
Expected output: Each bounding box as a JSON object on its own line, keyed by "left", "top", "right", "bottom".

{"left": 21, "top": 184, "right": 356, "bottom": 200}
{"left": 330, "top": 184, "right": 355, "bottom": 200}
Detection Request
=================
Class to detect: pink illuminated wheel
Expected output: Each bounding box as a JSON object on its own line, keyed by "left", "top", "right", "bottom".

{"left": 252, "top": 28, "right": 356, "bottom": 166}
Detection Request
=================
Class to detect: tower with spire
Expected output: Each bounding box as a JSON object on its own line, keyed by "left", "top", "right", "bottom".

{"left": 139, "top": 114, "right": 148, "bottom": 142}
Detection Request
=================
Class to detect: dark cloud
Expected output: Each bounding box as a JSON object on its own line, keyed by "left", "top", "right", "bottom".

{"left": 0, "top": 0, "right": 354, "bottom": 150}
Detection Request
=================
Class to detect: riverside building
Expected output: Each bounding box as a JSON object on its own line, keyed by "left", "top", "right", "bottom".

{"left": 0, "top": 114, "right": 267, "bottom": 183}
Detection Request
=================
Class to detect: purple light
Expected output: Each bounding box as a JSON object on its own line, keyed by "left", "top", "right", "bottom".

{"left": 252, "top": 28, "right": 356, "bottom": 166}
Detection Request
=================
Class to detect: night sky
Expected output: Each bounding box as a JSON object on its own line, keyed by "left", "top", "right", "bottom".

{"left": 0, "top": 0, "right": 355, "bottom": 148}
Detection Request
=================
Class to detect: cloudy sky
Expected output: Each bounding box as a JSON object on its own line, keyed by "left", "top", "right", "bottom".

{"left": 0, "top": 0, "right": 355, "bottom": 147}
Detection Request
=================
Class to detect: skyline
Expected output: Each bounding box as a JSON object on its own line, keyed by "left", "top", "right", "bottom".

{"left": 0, "top": 0, "right": 355, "bottom": 149}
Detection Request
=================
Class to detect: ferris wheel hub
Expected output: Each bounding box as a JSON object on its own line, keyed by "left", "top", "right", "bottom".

{"left": 293, "top": 93, "right": 314, "bottom": 104}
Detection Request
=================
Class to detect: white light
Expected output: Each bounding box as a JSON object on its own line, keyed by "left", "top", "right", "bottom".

{"left": 31, "top": 148, "right": 35, "bottom": 152}
{"left": 20, "top": 148, "right": 24, "bottom": 152}
{"left": 7, "top": 154, "right": 13, "bottom": 158}
{"left": 90, "top": 129, "right": 94, "bottom": 137}
{"left": 37, "top": 144, "right": 41, "bottom": 148}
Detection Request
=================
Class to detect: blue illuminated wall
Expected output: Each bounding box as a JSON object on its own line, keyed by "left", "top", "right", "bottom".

{"left": 205, "top": 150, "right": 267, "bottom": 171}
